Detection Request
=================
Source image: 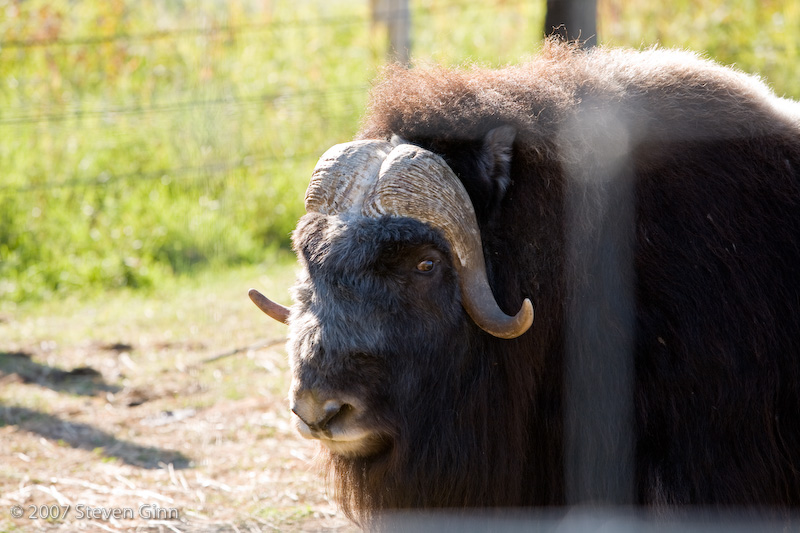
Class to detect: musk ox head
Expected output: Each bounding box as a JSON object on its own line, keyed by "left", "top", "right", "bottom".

{"left": 250, "top": 133, "right": 533, "bottom": 459}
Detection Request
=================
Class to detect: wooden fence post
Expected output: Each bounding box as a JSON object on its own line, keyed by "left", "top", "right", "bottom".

{"left": 370, "top": 0, "right": 411, "bottom": 65}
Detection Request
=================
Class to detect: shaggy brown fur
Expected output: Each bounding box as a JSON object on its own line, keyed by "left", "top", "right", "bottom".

{"left": 298, "top": 41, "right": 800, "bottom": 524}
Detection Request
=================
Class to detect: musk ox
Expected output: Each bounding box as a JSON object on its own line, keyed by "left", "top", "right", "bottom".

{"left": 250, "top": 41, "right": 800, "bottom": 524}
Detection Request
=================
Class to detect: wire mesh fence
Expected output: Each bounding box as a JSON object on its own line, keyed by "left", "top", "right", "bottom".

{"left": 0, "top": 0, "right": 542, "bottom": 302}
{"left": 1, "top": 0, "right": 797, "bottom": 303}
{"left": 0, "top": 0, "right": 537, "bottom": 191}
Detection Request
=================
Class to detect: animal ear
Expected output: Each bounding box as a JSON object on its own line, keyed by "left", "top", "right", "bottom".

{"left": 390, "top": 126, "right": 516, "bottom": 221}
{"left": 477, "top": 125, "right": 516, "bottom": 207}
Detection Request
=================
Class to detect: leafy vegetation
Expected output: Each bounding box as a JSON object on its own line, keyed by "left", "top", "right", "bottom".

{"left": 1, "top": 0, "right": 797, "bottom": 305}
{"left": 599, "top": 0, "right": 800, "bottom": 99}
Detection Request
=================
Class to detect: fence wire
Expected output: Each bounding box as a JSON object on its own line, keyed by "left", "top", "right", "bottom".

{"left": 0, "top": 0, "right": 494, "bottom": 49}
{"left": 1, "top": 0, "right": 535, "bottom": 196}
{"left": 0, "top": 86, "right": 368, "bottom": 126}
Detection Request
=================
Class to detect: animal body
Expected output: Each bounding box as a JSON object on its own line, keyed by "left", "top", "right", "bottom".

{"left": 251, "top": 41, "right": 800, "bottom": 525}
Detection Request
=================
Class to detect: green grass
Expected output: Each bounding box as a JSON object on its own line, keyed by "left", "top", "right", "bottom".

{"left": 599, "top": 0, "right": 800, "bottom": 99}
{"left": 0, "top": 255, "right": 355, "bottom": 532}
{"left": 1, "top": 0, "right": 798, "bottom": 306}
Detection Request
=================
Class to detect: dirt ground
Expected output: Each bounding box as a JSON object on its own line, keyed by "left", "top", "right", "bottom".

{"left": 0, "top": 262, "right": 358, "bottom": 532}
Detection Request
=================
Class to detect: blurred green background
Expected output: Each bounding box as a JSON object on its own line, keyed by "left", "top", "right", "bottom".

{"left": 2, "top": 0, "right": 798, "bottom": 305}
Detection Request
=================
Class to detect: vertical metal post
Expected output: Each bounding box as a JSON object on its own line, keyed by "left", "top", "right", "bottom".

{"left": 544, "top": 0, "right": 598, "bottom": 47}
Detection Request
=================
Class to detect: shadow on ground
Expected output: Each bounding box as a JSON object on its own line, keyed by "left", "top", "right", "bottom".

{"left": 0, "top": 351, "right": 191, "bottom": 470}
{"left": 0, "top": 405, "right": 192, "bottom": 469}
{"left": 0, "top": 350, "right": 120, "bottom": 396}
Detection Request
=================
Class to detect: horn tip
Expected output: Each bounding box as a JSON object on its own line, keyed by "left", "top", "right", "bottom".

{"left": 501, "top": 298, "right": 534, "bottom": 340}
{"left": 248, "top": 288, "right": 267, "bottom": 307}
{"left": 248, "top": 287, "right": 291, "bottom": 325}
{"left": 248, "top": 287, "right": 267, "bottom": 309}
{"left": 519, "top": 298, "right": 534, "bottom": 329}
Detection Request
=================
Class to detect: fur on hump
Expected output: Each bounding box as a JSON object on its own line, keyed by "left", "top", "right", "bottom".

{"left": 358, "top": 39, "right": 796, "bottom": 151}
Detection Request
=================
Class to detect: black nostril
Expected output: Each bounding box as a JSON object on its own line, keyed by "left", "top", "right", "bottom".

{"left": 317, "top": 400, "right": 349, "bottom": 431}
{"left": 293, "top": 400, "right": 351, "bottom": 432}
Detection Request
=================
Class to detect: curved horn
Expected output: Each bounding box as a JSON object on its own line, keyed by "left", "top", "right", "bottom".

{"left": 253, "top": 141, "right": 392, "bottom": 327}
{"left": 254, "top": 141, "right": 393, "bottom": 327}
{"left": 305, "top": 140, "right": 394, "bottom": 215}
{"left": 362, "top": 144, "right": 533, "bottom": 339}
{"left": 248, "top": 288, "right": 290, "bottom": 325}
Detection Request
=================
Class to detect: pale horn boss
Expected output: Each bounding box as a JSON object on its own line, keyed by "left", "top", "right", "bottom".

{"left": 249, "top": 139, "right": 533, "bottom": 338}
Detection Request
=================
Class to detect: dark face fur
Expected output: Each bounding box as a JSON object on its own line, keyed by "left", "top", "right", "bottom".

{"left": 288, "top": 212, "right": 467, "bottom": 458}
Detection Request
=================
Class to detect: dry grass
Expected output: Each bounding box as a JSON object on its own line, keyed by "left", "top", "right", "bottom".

{"left": 0, "top": 258, "right": 357, "bottom": 532}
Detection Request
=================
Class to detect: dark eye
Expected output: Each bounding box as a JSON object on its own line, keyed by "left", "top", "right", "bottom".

{"left": 416, "top": 259, "right": 436, "bottom": 273}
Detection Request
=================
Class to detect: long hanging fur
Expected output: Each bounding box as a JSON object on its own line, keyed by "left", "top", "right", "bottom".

{"left": 289, "top": 40, "right": 800, "bottom": 526}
